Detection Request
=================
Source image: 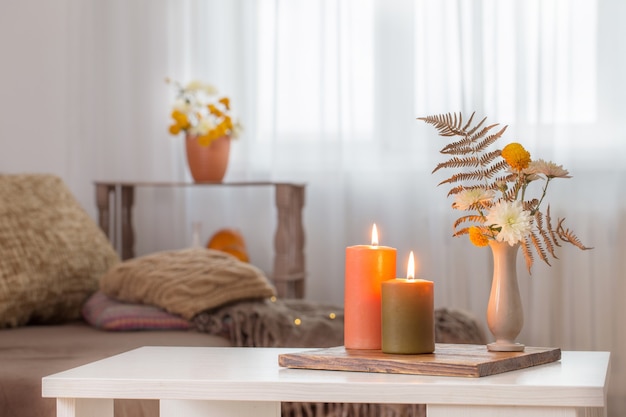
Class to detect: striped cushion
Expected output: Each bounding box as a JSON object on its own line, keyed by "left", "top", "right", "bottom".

{"left": 81, "top": 291, "right": 191, "bottom": 331}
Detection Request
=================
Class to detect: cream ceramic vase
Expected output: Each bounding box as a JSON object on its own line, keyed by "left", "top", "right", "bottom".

{"left": 486, "top": 240, "right": 525, "bottom": 352}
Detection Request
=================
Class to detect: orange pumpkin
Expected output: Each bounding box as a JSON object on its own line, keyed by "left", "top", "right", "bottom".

{"left": 207, "top": 228, "right": 249, "bottom": 262}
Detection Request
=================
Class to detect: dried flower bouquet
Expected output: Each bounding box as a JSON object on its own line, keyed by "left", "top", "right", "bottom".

{"left": 419, "top": 112, "right": 591, "bottom": 273}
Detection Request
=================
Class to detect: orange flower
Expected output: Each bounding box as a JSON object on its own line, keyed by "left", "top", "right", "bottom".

{"left": 468, "top": 226, "right": 489, "bottom": 247}
{"left": 501, "top": 142, "right": 531, "bottom": 171}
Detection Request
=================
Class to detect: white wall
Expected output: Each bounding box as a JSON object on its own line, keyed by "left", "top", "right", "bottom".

{"left": 0, "top": 1, "right": 73, "bottom": 189}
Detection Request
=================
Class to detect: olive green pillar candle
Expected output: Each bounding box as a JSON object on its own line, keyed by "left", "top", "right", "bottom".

{"left": 381, "top": 278, "right": 435, "bottom": 354}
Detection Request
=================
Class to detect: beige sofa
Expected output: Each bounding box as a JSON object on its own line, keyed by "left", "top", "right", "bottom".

{"left": 0, "top": 322, "right": 231, "bottom": 416}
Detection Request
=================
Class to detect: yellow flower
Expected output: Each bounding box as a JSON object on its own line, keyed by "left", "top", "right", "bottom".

{"left": 168, "top": 124, "right": 181, "bottom": 135}
{"left": 501, "top": 142, "right": 531, "bottom": 171}
{"left": 469, "top": 226, "right": 489, "bottom": 247}
{"left": 219, "top": 97, "right": 230, "bottom": 110}
{"left": 171, "top": 109, "right": 186, "bottom": 124}
{"left": 208, "top": 104, "right": 223, "bottom": 117}
{"left": 168, "top": 109, "right": 191, "bottom": 136}
{"left": 197, "top": 134, "right": 213, "bottom": 146}
{"left": 219, "top": 117, "right": 233, "bottom": 132}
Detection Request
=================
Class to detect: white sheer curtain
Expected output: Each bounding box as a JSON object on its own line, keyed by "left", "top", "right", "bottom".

{"left": 76, "top": 0, "right": 625, "bottom": 413}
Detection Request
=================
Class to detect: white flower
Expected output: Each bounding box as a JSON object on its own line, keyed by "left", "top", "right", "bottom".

{"left": 172, "top": 98, "right": 191, "bottom": 113}
{"left": 190, "top": 118, "right": 216, "bottom": 136}
{"left": 184, "top": 80, "right": 218, "bottom": 96}
{"left": 202, "top": 84, "right": 218, "bottom": 95}
{"left": 453, "top": 188, "right": 495, "bottom": 211}
{"left": 485, "top": 201, "right": 532, "bottom": 245}
{"left": 526, "top": 159, "right": 571, "bottom": 178}
{"left": 513, "top": 167, "right": 541, "bottom": 182}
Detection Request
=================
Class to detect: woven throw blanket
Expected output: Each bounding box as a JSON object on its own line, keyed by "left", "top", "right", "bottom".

{"left": 100, "top": 248, "right": 276, "bottom": 320}
{"left": 194, "top": 300, "right": 485, "bottom": 417}
{"left": 193, "top": 298, "right": 344, "bottom": 348}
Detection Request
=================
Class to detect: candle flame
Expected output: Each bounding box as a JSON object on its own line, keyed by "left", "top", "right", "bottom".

{"left": 371, "top": 224, "right": 379, "bottom": 246}
{"left": 407, "top": 251, "right": 415, "bottom": 280}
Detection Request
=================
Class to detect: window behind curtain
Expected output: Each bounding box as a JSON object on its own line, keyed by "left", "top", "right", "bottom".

{"left": 254, "top": 0, "right": 598, "bottom": 148}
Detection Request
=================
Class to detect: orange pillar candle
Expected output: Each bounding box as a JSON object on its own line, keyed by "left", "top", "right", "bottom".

{"left": 382, "top": 251, "right": 435, "bottom": 354}
{"left": 344, "top": 224, "right": 397, "bottom": 350}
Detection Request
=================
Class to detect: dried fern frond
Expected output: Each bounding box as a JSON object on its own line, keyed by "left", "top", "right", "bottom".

{"left": 462, "top": 112, "right": 483, "bottom": 136}
{"left": 501, "top": 177, "right": 524, "bottom": 201}
{"left": 478, "top": 150, "right": 502, "bottom": 166}
{"left": 487, "top": 174, "right": 515, "bottom": 190}
{"left": 441, "top": 139, "right": 475, "bottom": 155}
{"left": 418, "top": 112, "right": 478, "bottom": 137}
{"left": 433, "top": 155, "right": 481, "bottom": 173}
{"left": 472, "top": 125, "right": 508, "bottom": 152}
{"left": 438, "top": 161, "right": 509, "bottom": 186}
{"left": 556, "top": 219, "right": 593, "bottom": 250}
{"left": 521, "top": 239, "right": 535, "bottom": 274}
{"left": 446, "top": 185, "right": 466, "bottom": 197}
{"left": 452, "top": 214, "right": 487, "bottom": 231}
{"left": 529, "top": 230, "right": 551, "bottom": 266}
{"left": 441, "top": 123, "right": 502, "bottom": 155}
{"left": 452, "top": 227, "right": 471, "bottom": 237}
{"left": 523, "top": 198, "right": 540, "bottom": 212}
{"left": 545, "top": 206, "right": 562, "bottom": 248}
{"left": 482, "top": 160, "right": 509, "bottom": 179}
{"left": 438, "top": 170, "right": 488, "bottom": 186}
{"left": 534, "top": 211, "right": 558, "bottom": 259}
{"left": 446, "top": 185, "right": 501, "bottom": 199}
{"left": 421, "top": 112, "right": 511, "bottom": 193}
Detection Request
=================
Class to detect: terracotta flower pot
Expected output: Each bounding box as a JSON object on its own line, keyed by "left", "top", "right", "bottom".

{"left": 185, "top": 134, "right": 231, "bottom": 182}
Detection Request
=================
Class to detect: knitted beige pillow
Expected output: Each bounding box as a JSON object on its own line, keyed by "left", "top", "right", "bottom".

{"left": 0, "top": 174, "right": 120, "bottom": 328}
{"left": 100, "top": 248, "right": 276, "bottom": 319}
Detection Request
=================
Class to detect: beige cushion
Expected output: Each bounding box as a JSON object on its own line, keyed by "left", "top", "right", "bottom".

{"left": 0, "top": 174, "right": 120, "bottom": 328}
{"left": 100, "top": 248, "right": 276, "bottom": 320}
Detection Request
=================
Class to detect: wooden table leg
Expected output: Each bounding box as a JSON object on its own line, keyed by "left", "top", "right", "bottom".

{"left": 273, "top": 184, "right": 306, "bottom": 298}
{"left": 119, "top": 185, "right": 135, "bottom": 260}
{"left": 56, "top": 398, "right": 113, "bottom": 417}
{"left": 95, "top": 184, "right": 113, "bottom": 242}
{"left": 96, "top": 183, "right": 135, "bottom": 260}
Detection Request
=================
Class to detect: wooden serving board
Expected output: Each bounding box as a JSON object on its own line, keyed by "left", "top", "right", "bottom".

{"left": 278, "top": 343, "right": 561, "bottom": 378}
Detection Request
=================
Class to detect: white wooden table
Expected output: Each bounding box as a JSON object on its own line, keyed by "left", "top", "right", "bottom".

{"left": 42, "top": 346, "right": 610, "bottom": 417}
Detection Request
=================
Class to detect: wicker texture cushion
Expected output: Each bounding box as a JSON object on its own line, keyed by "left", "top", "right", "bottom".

{"left": 100, "top": 248, "right": 276, "bottom": 319}
{"left": 0, "top": 174, "right": 120, "bottom": 328}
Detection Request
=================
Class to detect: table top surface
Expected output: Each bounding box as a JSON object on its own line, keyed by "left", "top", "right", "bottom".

{"left": 42, "top": 346, "right": 610, "bottom": 407}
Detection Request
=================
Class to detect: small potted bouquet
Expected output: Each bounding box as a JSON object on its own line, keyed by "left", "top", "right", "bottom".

{"left": 166, "top": 78, "right": 242, "bottom": 182}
